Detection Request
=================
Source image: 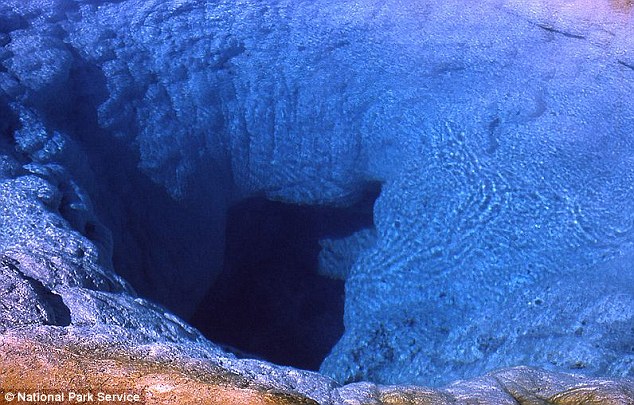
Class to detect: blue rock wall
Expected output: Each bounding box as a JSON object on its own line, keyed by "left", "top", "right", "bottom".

{"left": 1, "top": 0, "right": 632, "bottom": 387}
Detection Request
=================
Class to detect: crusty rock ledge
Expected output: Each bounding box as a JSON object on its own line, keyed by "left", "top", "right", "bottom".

{"left": 1, "top": 328, "right": 632, "bottom": 405}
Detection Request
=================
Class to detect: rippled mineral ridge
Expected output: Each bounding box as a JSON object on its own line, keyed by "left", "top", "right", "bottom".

{"left": 0, "top": 0, "right": 633, "bottom": 402}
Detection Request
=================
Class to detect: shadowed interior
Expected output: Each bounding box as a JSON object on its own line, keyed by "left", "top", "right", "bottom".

{"left": 190, "top": 186, "right": 379, "bottom": 370}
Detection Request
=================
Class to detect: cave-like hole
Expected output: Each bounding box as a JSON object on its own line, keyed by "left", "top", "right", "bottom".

{"left": 52, "top": 52, "right": 382, "bottom": 369}
{"left": 190, "top": 186, "right": 379, "bottom": 371}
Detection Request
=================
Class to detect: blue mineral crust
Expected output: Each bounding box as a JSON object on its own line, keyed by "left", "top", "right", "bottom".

{"left": 0, "top": 0, "right": 632, "bottom": 389}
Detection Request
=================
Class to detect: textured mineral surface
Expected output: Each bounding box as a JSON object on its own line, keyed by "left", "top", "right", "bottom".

{"left": 1, "top": 328, "right": 633, "bottom": 404}
{"left": 0, "top": 0, "right": 633, "bottom": 401}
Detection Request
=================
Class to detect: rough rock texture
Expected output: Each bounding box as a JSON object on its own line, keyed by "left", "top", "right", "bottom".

{"left": 1, "top": 329, "right": 633, "bottom": 404}
{"left": 0, "top": 0, "right": 633, "bottom": 394}
{"left": 318, "top": 0, "right": 634, "bottom": 385}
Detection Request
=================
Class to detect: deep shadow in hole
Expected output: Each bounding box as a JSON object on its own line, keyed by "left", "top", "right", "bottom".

{"left": 190, "top": 185, "right": 380, "bottom": 371}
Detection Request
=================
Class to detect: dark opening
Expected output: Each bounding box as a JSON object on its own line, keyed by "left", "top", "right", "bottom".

{"left": 190, "top": 185, "right": 379, "bottom": 371}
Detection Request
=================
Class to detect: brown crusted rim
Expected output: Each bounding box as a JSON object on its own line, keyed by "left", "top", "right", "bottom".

{"left": 1, "top": 330, "right": 633, "bottom": 405}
